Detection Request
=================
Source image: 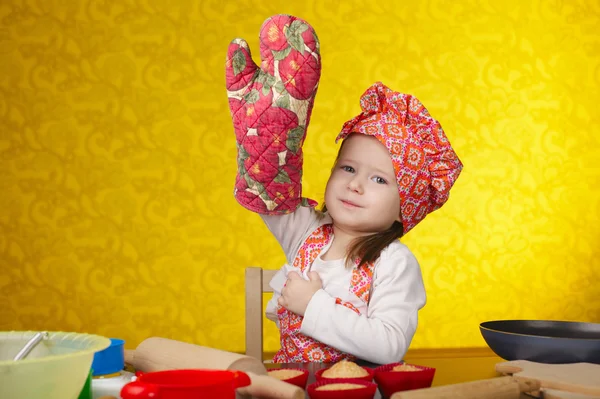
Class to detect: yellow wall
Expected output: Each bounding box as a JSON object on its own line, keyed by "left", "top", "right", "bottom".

{"left": 1, "top": 0, "right": 599, "bottom": 353}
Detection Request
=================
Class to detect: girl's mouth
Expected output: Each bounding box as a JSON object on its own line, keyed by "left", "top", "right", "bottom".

{"left": 341, "top": 199, "right": 361, "bottom": 208}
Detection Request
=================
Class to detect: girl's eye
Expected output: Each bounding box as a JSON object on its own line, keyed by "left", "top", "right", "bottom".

{"left": 341, "top": 165, "right": 355, "bottom": 173}
{"left": 373, "top": 176, "right": 387, "bottom": 184}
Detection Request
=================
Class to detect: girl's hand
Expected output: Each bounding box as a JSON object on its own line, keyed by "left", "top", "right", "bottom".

{"left": 278, "top": 271, "right": 322, "bottom": 316}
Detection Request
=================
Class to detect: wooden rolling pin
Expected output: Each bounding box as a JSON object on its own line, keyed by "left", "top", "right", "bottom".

{"left": 124, "top": 337, "right": 267, "bottom": 376}
{"left": 124, "top": 337, "right": 303, "bottom": 399}
{"left": 391, "top": 376, "right": 540, "bottom": 399}
{"left": 239, "top": 372, "right": 304, "bottom": 399}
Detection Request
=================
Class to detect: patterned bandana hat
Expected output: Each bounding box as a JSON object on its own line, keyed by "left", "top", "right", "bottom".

{"left": 337, "top": 82, "right": 463, "bottom": 234}
{"left": 226, "top": 15, "right": 321, "bottom": 215}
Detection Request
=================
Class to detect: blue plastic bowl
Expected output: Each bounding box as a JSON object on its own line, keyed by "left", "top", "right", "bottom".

{"left": 480, "top": 320, "right": 600, "bottom": 364}
{"left": 91, "top": 338, "right": 125, "bottom": 376}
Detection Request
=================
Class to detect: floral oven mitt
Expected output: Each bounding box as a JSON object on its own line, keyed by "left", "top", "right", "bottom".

{"left": 226, "top": 15, "right": 321, "bottom": 214}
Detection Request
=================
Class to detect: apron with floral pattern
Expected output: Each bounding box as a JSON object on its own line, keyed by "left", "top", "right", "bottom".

{"left": 273, "top": 223, "right": 375, "bottom": 363}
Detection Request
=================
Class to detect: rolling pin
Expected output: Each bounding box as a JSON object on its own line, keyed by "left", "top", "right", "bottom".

{"left": 391, "top": 376, "right": 541, "bottom": 399}
{"left": 124, "top": 337, "right": 267, "bottom": 376}
{"left": 124, "top": 337, "right": 303, "bottom": 399}
{"left": 239, "top": 372, "right": 304, "bottom": 399}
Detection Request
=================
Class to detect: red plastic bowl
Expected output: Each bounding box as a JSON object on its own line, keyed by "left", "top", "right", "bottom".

{"left": 307, "top": 378, "right": 377, "bottom": 399}
{"left": 315, "top": 366, "right": 374, "bottom": 382}
{"left": 374, "top": 362, "right": 435, "bottom": 398}
{"left": 267, "top": 367, "right": 309, "bottom": 389}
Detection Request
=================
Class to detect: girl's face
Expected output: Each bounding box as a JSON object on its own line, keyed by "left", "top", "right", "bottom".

{"left": 324, "top": 134, "right": 401, "bottom": 236}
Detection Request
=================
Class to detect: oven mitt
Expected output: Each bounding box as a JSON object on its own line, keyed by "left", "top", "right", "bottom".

{"left": 226, "top": 14, "right": 321, "bottom": 214}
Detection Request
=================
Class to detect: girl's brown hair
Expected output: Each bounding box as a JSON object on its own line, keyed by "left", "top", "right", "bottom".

{"left": 321, "top": 135, "right": 404, "bottom": 268}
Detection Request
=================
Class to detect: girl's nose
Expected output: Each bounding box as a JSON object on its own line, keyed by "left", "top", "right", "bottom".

{"left": 347, "top": 177, "right": 363, "bottom": 194}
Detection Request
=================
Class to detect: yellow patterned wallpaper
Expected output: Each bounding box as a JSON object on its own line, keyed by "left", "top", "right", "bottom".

{"left": 1, "top": 0, "right": 599, "bottom": 354}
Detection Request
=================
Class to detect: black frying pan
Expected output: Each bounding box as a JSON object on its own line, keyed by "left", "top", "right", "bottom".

{"left": 480, "top": 320, "right": 600, "bottom": 364}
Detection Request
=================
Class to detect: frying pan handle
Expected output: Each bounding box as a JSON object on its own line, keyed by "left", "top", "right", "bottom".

{"left": 390, "top": 376, "right": 540, "bottom": 399}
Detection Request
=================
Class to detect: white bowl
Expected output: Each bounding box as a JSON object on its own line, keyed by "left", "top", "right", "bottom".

{"left": 0, "top": 331, "right": 111, "bottom": 399}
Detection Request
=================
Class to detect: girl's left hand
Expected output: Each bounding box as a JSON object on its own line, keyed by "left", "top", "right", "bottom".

{"left": 278, "top": 271, "right": 322, "bottom": 316}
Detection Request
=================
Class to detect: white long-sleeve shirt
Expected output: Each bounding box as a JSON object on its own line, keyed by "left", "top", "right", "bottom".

{"left": 262, "top": 206, "right": 426, "bottom": 364}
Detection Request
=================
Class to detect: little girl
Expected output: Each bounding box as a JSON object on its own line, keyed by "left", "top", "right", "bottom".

{"left": 226, "top": 15, "right": 462, "bottom": 365}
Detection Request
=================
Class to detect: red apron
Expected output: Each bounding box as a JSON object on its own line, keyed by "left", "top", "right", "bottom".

{"left": 273, "top": 223, "right": 375, "bottom": 362}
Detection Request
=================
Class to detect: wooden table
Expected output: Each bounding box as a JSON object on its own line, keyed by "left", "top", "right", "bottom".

{"left": 264, "top": 349, "right": 534, "bottom": 398}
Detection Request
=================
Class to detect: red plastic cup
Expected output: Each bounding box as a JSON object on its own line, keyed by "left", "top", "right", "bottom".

{"left": 315, "top": 366, "right": 374, "bottom": 382}
{"left": 267, "top": 368, "right": 310, "bottom": 389}
{"left": 374, "top": 362, "right": 436, "bottom": 398}
{"left": 120, "top": 369, "right": 251, "bottom": 399}
{"left": 307, "top": 378, "right": 377, "bottom": 399}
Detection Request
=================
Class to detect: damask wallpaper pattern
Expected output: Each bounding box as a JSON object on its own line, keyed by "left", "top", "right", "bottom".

{"left": 1, "top": 0, "right": 599, "bottom": 353}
